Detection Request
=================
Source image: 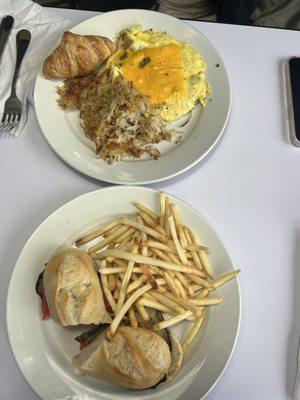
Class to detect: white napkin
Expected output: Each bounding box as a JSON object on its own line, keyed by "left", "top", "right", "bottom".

{"left": 0, "top": 0, "right": 72, "bottom": 136}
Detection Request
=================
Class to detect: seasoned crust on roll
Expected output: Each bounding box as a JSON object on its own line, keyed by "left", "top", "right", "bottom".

{"left": 43, "top": 248, "right": 111, "bottom": 326}
{"left": 72, "top": 326, "right": 171, "bottom": 389}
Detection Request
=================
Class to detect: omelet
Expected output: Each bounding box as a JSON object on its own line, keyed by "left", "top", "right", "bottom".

{"left": 107, "top": 26, "right": 209, "bottom": 122}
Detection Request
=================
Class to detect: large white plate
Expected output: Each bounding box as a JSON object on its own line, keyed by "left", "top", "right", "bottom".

{"left": 7, "top": 186, "right": 240, "bottom": 400}
{"left": 34, "top": 9, "right": 231, "bottom": 185}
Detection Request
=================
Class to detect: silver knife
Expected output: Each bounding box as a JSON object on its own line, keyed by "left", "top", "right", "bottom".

{"left": 0, "top": 16, "right": 14, "bottom": 65}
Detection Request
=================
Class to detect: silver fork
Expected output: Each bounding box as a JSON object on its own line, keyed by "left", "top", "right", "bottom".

{"left": 0, "top": 29, "right": 31, "bottom": 134}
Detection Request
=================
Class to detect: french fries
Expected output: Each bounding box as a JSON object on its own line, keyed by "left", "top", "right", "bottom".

{"left": 75, "top": 192, "right": 240, "bottom": 362}
{"left": 146, "top": 240, "right": 177, "bottom": 255}
{"left": 135, "top": 302, "right": 150, "bottom": 322}
{"left": 128, "top": 306, "right": 138, "bottom": 328}
{"left": 133, "top": 202, "right": 159, "bottom": 221}
{"left": 138, "top": 297, "right": 174, "bottom": 315}
{"left": 153, "top": 311, "right": 194, "bottom": 330}
{"left": 93, "top": 249, "right": 204, "bottom": 276}
{"left": 88, "top": 225, "right": 130, "bottom": 254}
{"left": 159, "top": 192, "right": 166, "bottom": 227}
{"left": 120, "top": 218, "right": 168, "bottom": 244}
{"left": 189, "top": 296, "right": 223, "bottom": 306}
{"left": 212, "top": 269, "right": 241, "bottom": 288}
{"left": 100, "top": 260, "right": 117, "bottom": 312}
{"left": 109, "top": 278, "right": 165, "bottom": 335}
{"left": 107, "top": 274, "right": 116, "bottom": 292}
{"left": 140, "top": 264, "right": 158, "bottom": 288}
{"left": 115, "top": 239, "right": 139, "bottom": 314}
{"left": 196, "top": 288, "right": 213, "bottom": 299}
{"left": 138, "top": 211, "right": 160, "bottom": 231}
{"left": 75, "top": 218, "right": 122, "bottom": 246}
{"left": 168, "top": 213, "right": 188, "bottom": 265}
{"left": 184, "top": 227, "right": 203, "bottom": 270}
{"left": 114, "top": 227, "right": 136, "bottom": 245}
{"left": 171, "top": 203, "right": 187, "bottom": 249}
{"left": 149, "top": 291, "right": 186, "bottom": 315}
{"left": 189, "top": 228, "right": 214, "bottom": 278}
{"left": 163, "top": 291, "right": 202, "bottom": 317}
{"left": 164, "top": 196, "right": 171, "bottom": 238}
{"left": 126, "top": 274, "right": 148, "bottom": 294}
{"left": 163, "top": 271, "right": 181, "bottom": 297}
{"left": 182, "top": 315, "right": 204, "bottom": 354}
{"left": 174, "top": 277, "right": 187, "bottom": 298}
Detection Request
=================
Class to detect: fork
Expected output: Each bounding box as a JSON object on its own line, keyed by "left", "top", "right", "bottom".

{"left": 0, "top": 29, "right": 31, "bottom": 134}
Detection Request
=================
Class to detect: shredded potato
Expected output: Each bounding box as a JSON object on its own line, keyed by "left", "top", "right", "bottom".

{"left": 57, "top": 68, "right": 177, "bottom": 164}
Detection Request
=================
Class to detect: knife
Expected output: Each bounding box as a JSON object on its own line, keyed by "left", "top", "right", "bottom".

{"left": 0, "top": 16, "right": 14, "bottom": 65}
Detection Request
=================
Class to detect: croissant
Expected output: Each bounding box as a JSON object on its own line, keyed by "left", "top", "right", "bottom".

{"left": 43, "top": 31, "right": 116, "bottom": 79}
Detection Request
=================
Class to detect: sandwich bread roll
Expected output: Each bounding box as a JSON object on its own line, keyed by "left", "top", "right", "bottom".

{"left": 166, "top": 330, "right": 183, "bottom": 382}
{"left": 43, "top": 248, "right": 111, "bottom": 326}
{"left": 72, "top": 326, "right": 171, "bottom": 389}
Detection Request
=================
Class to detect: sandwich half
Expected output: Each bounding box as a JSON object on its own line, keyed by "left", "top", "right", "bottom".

{"left": 73, "top": 324, "right": 183, "bottom": 389}
{"left": 35, "top": 248, "right": 111, "bottom": 326}
{"left": 73, "top": 326, "right": 172, "bottom": 389}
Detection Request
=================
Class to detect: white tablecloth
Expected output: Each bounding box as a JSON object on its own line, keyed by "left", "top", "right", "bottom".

{"left": 1, "top": 7, "right": 300, "bottom": 400}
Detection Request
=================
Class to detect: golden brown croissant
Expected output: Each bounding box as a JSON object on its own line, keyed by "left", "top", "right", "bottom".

{"left": 43, "top": 31, "right": 116, "bottom": 79}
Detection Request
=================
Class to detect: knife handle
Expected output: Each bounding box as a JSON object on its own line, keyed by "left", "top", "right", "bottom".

{"left": 0, "top": 16, "right": 14, "bottom": 65}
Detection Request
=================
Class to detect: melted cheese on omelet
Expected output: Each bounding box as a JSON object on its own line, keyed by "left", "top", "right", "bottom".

{"left": 121, "top": 44, "right": 185, "bottom": 105}
{"left": 110, "top": 26, "right": 209, "bottom": 122}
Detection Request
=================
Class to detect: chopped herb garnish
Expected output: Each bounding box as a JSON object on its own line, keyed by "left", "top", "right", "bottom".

{"left": 139, "top": 56, "right": 151, "bottom": 68}
{"left": 120, "top": 52, "right": 128, "bottom": 61}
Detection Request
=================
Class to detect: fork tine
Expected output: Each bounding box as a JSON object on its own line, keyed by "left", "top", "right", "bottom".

{"left": 1, "top": 108, "right": 22, "bottom": 134}
{"left": 1, "top": 113, "right": 8, "bottom": 124}
{"left": 3, "top": 115, "right": 14, "bottom": 131}
{"left": 8, "top": 113, "right": 15, "bottom": 124}
{"left": 0, "top": 114, "right": 13, "bottom": 133}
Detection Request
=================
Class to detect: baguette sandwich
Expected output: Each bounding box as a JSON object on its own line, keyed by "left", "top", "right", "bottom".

{"left": 35, "top": 248, "right": 111, "bottom": 326}
{"left": 73, "top": 325, "right": 183, "bottom": 389}
{"left": 73, "top": 326, "right": 171, "bottom": 389}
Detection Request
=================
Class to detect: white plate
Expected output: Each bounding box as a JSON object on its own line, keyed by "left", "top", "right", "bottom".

{"left": 7, "top": 186, "right": 240, "bottom": 400}
{"left": 34, "top": 9, "right": 231, "bottom": 185}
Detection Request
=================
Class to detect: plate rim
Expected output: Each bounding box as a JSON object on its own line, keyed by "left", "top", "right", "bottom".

{"left": 34, "top": 9, "right": 231, "bottom": 185}
{"left": 6, "top": 185, "right": 241, "bottom": 400}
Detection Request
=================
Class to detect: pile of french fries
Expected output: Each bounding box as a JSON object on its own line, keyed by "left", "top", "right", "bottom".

{"left": 75, "top": 193, "right": 240, "bottom": 354}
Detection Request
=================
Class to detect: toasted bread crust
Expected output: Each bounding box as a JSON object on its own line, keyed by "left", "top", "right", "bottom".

{"left": 73, "top": 326, "right": 171, "bottom": 389}
{"left": 43, "top": 248, "right": 111, "bottom": 326}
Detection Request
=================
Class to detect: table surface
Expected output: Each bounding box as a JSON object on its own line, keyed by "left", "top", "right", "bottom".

{"left": 1, "top": 6, "right": 300, "bottom": 400}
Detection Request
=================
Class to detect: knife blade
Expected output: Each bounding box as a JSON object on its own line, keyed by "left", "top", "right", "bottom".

{"left": 0, "top": 16, "right": 14, "bottom": 65}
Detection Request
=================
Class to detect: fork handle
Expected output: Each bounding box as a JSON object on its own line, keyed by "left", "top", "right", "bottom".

{"left": 0, "top": 16, "right": 14, "bottom": 65}
{"left": 10, "top": 30, "right": 31, "bottom": 97}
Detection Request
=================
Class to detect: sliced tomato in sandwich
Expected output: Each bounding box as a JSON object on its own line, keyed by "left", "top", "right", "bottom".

{"left": 41, "top": 293, "right": 50, "bottom": 319}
